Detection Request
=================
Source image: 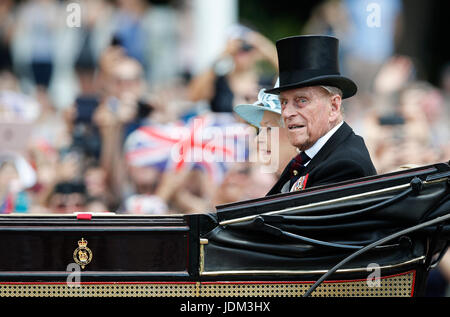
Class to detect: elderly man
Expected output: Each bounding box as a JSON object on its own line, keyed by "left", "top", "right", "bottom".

{"left": 265, "top": 35, "right": 377, "bottom": 195}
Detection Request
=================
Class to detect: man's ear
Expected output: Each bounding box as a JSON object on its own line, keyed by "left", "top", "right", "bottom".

{"left": 329, "top": 95, "right": 342, "bottom": 121}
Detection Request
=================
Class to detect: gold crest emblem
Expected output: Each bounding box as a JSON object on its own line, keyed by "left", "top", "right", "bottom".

{"left": 73, "top": 238, "right": 92, "bottom": 269}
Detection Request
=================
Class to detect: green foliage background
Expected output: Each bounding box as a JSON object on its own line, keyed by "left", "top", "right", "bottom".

{"left": 238, "top": 0, "right": 322, "bottom": 42}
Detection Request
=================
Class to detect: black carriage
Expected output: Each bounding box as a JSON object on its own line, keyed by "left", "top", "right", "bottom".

{"left": 0, "top": 162, "right": 449, "bottom": 297}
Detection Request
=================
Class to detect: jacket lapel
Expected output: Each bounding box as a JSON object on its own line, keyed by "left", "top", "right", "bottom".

{"left": 303, "top": 121, "right": 353, "bottom": 174}
{"left": 266, "top": 121, "right": 353, "bottom": 196}
{"left": 266, "top": 162, "right": 292, "bottom": 196}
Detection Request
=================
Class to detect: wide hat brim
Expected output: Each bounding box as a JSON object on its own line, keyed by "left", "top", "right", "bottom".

{"left": 234, "top": 103, "right": 280, "bottom": 128}
{"left": 265, "top": 74, "right": 357, "bottom": 98}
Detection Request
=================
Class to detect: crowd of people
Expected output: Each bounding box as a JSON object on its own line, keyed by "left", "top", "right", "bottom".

{"left": 0, "top": 0, "right": 449, "bottom": 217}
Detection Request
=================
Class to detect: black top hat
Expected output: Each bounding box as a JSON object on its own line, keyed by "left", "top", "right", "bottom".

{"left": 265, "top": 35, "right": 357, "bottom": 98}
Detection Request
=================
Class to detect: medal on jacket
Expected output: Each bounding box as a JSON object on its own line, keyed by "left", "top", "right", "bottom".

{"left": 291, "top": 173, "right": 309, "bottom": 192}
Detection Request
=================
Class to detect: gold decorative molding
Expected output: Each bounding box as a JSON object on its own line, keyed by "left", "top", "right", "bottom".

{"left": 200, "top": 272, "right": 415, "bottom": 297}
{"left": 0, "top": 271, "right": 414, "bottom": 297}
{"left": 0, "top": 283, "right": 198, "bottom": 297}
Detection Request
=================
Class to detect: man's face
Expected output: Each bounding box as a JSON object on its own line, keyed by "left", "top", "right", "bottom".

{"left": 279, "top": 86, "right": 340, "bottom": 151}
{"left": 110, "top": 59, "right": 143, "bottom": 99}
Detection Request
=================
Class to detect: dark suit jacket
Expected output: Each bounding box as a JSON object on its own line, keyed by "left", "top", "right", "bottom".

{"left": 267, "top": 122, "right": 377, "bottom": 196}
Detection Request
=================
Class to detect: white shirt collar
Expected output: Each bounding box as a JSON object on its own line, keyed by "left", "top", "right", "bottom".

{"left": 302, "top": 121, "right": 344, "bottom": 165}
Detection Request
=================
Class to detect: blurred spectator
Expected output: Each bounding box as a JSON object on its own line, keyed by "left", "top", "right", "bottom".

{"left": 0, "top": 74, "right": 44, "bottom": 213}
{"left": 438, "top": 63, "right": 450, "bottom": 162}
{"left": 12, "top": 0, "right": 61, "bottom": 91}
{"left": 27, "top": 144, "right": 59, "bottom": 213}
{"left": 0, "top": 0, "right": 14, "bottom": 73}
{"left": 170, "top": 168, "right": 215, "bottom": 213}
{"left": 303, "top": 0, "right": 404, "bottom": 132}
{"left": 303, "top": 0, "right": 350, "bottom": 39}
{"left": 74, "top": 0, "right": 116, "bottom": 68}
{"left": 45, "top": 181, "right": 87, "bottom": 214}
{"left": 403, "top": 82, "right": 448, "bottom": 153}
{"left": 112, "top": 0, "right": 181, "bottom": 84}
{"left": 91, "top": 47, "right": 149, "bottom": 207}
{"left": 122, "top": 164, "right": 167, "bottom": 214}
{"left": 187, "top": 25, "right": 278, "bottom": 113}
{"left": 212, "top": 162, "right": 253, "bottom": 206}
{"left": 121, "top": 112, "right": 252, "bottom": 214}
{"left": 30, "top": 85, "right": 71, "bottom": 155}
{"left": 342, "top": 0, "right": 403, "bottom": 93}
{"left": 112, "top": 0, "right": 149, "bottom": 68}
{"left": 363, "top": 56, "right": 448, "bottom": 173}
{"left": 0, "top": 89, "right": 40, "bottom": 123}
{"left": 0, "top": 153, "right": 36, "bottom": 213}
{"left": 91, "top": 43, "right": 192, "bottom": 212}
{"left": 96, "top": 46, "right": 147, "bottom": 132}
{"left": 83, "top": 163, "right": 113, "bottom": 206}
{"left": 305, "top": 0, "right": 402, "bottom": 95}
{"left": 63, "top": 47, "right": 102, "bottom": 164}
{"left": 85, "top": 196, "right": 109, "bottom": 213}
{"left": 0, "top": 0, "right": 447, "bottom": 220}
{"left": 120, "top": 163, "right": 212, "bottom": 214}
{"left": 212, "top": 161, "right": 276, "bottom": 206}
{"left": 124, "top": 165, "right": 211, "bottom": 214}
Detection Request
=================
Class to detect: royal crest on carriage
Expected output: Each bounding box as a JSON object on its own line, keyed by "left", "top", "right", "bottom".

{"left": 73, "top": 238, "right": 92, "bottom": 269}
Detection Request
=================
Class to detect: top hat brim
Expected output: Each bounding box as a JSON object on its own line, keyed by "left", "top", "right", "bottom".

{"left": 265, "top": 75, "right": 357, "bottom": 99}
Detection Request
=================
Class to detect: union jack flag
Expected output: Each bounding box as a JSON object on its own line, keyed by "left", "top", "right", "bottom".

{"left": 124, "top": 113, "right": 253, "bottom": 183}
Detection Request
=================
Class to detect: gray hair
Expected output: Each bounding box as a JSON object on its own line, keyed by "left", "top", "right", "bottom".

{"left": 320, "top": 85, "right": 343, "bottom": 98}
{"left": 320, "top": 86, "right": 344, "bottom": 116}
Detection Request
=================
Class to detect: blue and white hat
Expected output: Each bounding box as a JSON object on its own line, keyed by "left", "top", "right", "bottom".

{"left": 233, "top": 79, "right": 281, "bottom": 128}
